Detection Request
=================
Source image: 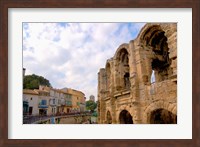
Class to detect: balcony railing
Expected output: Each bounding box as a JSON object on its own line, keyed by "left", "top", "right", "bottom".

{"left": 23, "top": 111, "right": 92, "bottom": 124}
{"left": 38, "top": 104, "right": 48, "bottom": 108}
{"left": 60, "top": 101, "right": 72, "bottom": 106}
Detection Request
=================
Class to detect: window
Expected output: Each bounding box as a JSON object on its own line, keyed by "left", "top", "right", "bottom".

{"left": 115, "top": 48, "right": 131, "bottom": 90}
{"left": 40, "top": 100, "right": 47, "bottom": 105}
{"left": 66, "top": 101, "right": 72, "bottom": 106}
{"left": 66, "top": 94, "right": 72, "bottom": 99}
{"left": 151, "top": 70, "right": 155, "bottom": 83}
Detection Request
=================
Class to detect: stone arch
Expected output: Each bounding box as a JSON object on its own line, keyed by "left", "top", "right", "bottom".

{"left": 137, "top": 23, "right": 175, "bottom": 43}
{"left": 118, "top": 104, "right": 133, "bottom": 114}
{"left": 137, "top": 23, "right": 177, "bottom": 56}
{"left": 118, "top": 109, "right": 133, "bottom": 124}
{"left": 144, "top": 100, "right": 177, "bottom": 124}
{"left": 150, "top": 108, "right": 177, "bottom": 124}
{"left": 117, "top": 105, "right": 135, "bottom": 124}
{"left": 113, "top": 44, "right": 131, "bottom": 90}
{"left": 137, "top": 24, "right": 173, "bottom": 83}
{"left": 106, "top": 110, "right": 112, "bottom": 124}
{"left": 137, "top": 24, "right": 162, "bottom": 44}
{"left": 114, "top": 43, "right": 129, "bottom": 59}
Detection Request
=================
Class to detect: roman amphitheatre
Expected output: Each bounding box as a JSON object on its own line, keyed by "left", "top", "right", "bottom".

{"left": 97, "top": 23, "right": 177, "bottom": 124}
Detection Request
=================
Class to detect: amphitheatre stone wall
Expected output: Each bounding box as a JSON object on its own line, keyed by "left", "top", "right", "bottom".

{"left": 98, "top": 23, "right": 177, "bottom": 124}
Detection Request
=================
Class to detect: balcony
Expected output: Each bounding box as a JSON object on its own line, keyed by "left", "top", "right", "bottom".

{"left": 38, "top": 100, "right": 48, "bottom": 109}
{"left": 66, "top": 101, "right": 72, "bottom": 106}
{"left": 38, "top": 105, "right": 48, "bottom": 109}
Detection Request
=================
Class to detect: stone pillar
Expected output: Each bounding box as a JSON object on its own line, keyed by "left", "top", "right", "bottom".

{"left": 161, "top": 23, "right": 177, "bottom": 79}
{"left": 116, "top": 110, "right": 120, "bottom": 124}
{"left": 131, "top": 102, "right": 142, "bottom": 124}
{"left": 129, "top": 40, "right": 139, "bottom": 101}
{"left": 98, "top": 68, "right": 107, "bottom": 124}
{"left": 168, "top": 31, "right": 177, "bottom": 77}
{"left": 110, "top": 97, "right": 117, "bottom": 124}
{"left": 109, "top": 60, "right": 114, "bottom": 93}
{"left": 128, "top": 41, "right": 142, "bottom": 123}
{"left": 113, "top": 58, "right": 121, "bottom": 91}
{"left": 134, "top": 44, "right": 147, "bottom": 85}
{"left": 129, "top": 40, "right": 136, "bottom": 82}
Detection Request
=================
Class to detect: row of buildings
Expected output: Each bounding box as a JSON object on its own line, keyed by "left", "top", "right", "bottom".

{"left": 23, "top": 85, "right": 86, "bottom": 116}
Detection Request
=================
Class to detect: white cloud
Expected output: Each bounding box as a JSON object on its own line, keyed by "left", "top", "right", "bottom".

{"left": 23, "top": 22, "right": 145, "bottom": 100}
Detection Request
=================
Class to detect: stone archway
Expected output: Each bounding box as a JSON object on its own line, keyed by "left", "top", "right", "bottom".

{"left": 137, "top": 24, "right": 176, "bottom": 83}
{"left": 115, "top": 48, "right": 130, "bottom": 90}
{"left": 144, "top": 100, "right": 177, "bottom": 124}
{"left": 119, "top": 110, "right": 133, "bottom": 124}
{"left": 150, "top": 108, "right": 177, "bottom": 124}
{"left": 106, "top": 111, "right": 112, "bottom": 124}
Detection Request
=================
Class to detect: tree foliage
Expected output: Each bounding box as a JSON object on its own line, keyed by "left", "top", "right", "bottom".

{"left": 23, "top": 74, "right": 51, "bottom": 89}
{"left": 86, "top": 100, "right": 97, "bottom": 113}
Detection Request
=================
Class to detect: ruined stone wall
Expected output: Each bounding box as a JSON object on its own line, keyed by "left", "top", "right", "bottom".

{"left": 98, "top": 23, "right": 177, "bottom": 124}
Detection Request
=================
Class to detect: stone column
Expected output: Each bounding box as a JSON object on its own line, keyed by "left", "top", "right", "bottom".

{"left": 161, "top": 24, "right": 177, "bottom": 79}
{"left": 128, "top": 41, "right": 143, "bottom": 123}
{"left": 113, "top": 58, "right": 121, "bottom": 91}
{"left": 129, "top": 40, "right": 138, "bottom": 102}
{"left": 168, "top": 31, "right": 177, "bottom": 78}
{"left": 98, "top": 69, "right": 107, "bottom": 124}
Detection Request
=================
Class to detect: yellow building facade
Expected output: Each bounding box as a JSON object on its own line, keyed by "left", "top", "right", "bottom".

{"left": 23, "top": 86, "right": 86, "bottom": 116}
{"left": 61, "top": 88, "right": 86, "bottom": 113}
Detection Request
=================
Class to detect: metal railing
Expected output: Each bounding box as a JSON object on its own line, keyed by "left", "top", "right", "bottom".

{"left": 23, "top": 112, "right": 92, "bottom": 124}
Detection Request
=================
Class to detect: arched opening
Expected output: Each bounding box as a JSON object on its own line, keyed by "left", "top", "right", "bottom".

{"left": 124, "top": 72, "right": 130, "bottom": 89}
{"left": 142, "top": 25, "right": 172, "bottom": 82}
{"left": 119, "top": 110, "right": 133, "bottom": 124}
{"left": 151, "top": 70, "right": 155, "bottom": 83}
{"left": 116, "top": 49, "right": 130, "bottom": 90}
{"left": 106, "top": 63, "right": 111, "bottom": 91}
{"left": 106, "top": 111, "right": 112, "bottom": 124}
{"left": 150, "top": 108, "right": 177, "bottom": 124}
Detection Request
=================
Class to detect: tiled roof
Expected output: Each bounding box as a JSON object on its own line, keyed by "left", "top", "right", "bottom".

{"left": 35, "top": 89, "right": 49, "bottom": 93}
{"left": 23, "top": 89, "right": 38, "bottom": 95}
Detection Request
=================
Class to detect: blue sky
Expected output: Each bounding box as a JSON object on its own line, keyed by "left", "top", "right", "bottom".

{"left": 23, "top": 22, "right": 145, "bottom": 100}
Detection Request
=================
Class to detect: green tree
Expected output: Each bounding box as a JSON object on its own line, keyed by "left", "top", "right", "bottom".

{"left": 86, "top": 100, "right": 97, "bottom": 113}
{"left": 23, "top": 74, "right": 52, "bottom": 89}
